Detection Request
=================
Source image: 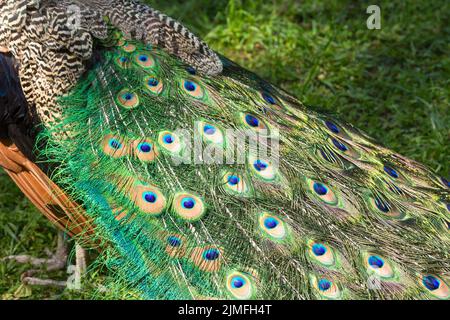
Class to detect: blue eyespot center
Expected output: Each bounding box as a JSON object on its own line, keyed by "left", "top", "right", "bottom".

{"left": 312, "top": 243, "right": 327, "bottom": 256}
{"left": 143, "top": 192, "right": 157, "bottom": 203}
{"left": 167, "top": 236, "right": 182, "bottom": 247}
{"left": 163, "top": 134, "right": 174, "bottom": 144}
{"left": 231, "top": 276, "right": 245, "bottom": 289}
{"left": 332, "top": 138, "right": 348, "bottom": 152}
{"left": 441, "top": 177, "right": 450, "bottom": 188}
{"left": 318, "top": 279, "right": 332, "bottom": 291}
{"left": 368, "top": 255, "right": 384, "bottom": 269}
{"left": 384, "top": 166, "right": 399, "bottom": 179}
{"left": 203, "top": 124, "right": 216, "bottom": 135}
{"left": 253, "top": 160, "right": 268, "bottom": 172}
{"left": 264, "top": 217, "right": 279, "bottom": 229}
{"left": 325, "top": 121, "right": 340, "bottom": 134}
{"left": 320, "top": 149, "right": 335, "bottom": 163}
{"left": 389, "top": 184, "right": 402, "bottom": 195}
{"left": 186, "top": 66, "right": 196, "bottom": 75}
{"left": 203, "top": 248, "right": 220, "bottom": 261}
{"left": 245, "top": 115, "right": 260, "bottom": 127}
{"left": 313, "top": 183, "right": 328, "bottom": 196}
{"left": 422, "top": 275, "right": 440, "bottom": 291}
{"left": 375, "top": 197, "right": 390, "bottom": 213}
{"left": 123, "top": 93, "right": 133, "bottom": 101}
{"left": 262, "top": 92, "right": 276, "bottom": 104}
{"left": 109, "top": 139, "right": 122, "bottom": 150}
{"left": 227, "top": 175, "right": 240, "bottom": 186}
{"left": 139, "top": 143, "right": 152, "bottom": 153}
{"left": 139, "top": 55, "right": 148, "bottom": 62}
{"left": 120, "top": 57, "right": 128, "bottom": 63}
{"left": 184, "top": 81, "right": 197, "bottom": 92}
{"left": 148, "top": 78, "right": 159, "bottom": 87}
{"left": 181, "top": 197, "right": 196, "bottom": 209}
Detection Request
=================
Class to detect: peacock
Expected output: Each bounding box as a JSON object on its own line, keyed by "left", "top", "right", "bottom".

{"left": 0, "top": 0, "right": 449, "bottom": 300}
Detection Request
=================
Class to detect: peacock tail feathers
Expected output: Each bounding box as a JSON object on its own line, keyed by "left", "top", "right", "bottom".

{"left": 33, "top": 28, "right": 450, "bottom": 300}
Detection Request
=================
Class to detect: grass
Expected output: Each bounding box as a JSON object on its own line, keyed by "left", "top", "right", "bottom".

{"left": 0, "top": 0, "right": 449, "bottom": 299}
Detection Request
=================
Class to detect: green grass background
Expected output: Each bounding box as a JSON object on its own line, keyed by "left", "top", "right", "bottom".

{"left": 1, "top": 0, "right": 449, "bottom": 299}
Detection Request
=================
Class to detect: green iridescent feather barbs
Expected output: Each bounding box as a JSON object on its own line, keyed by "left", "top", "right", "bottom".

{"left": 38, "top": 29, "right": 450, "bottom": 300}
